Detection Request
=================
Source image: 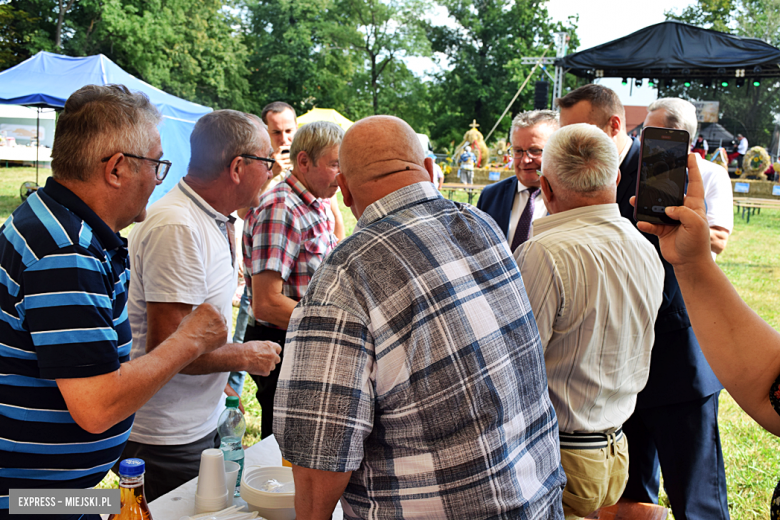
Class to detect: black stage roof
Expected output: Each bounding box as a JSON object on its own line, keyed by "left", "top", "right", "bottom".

{"left": 555, "top": 21, "right": 780, "bottom": 82}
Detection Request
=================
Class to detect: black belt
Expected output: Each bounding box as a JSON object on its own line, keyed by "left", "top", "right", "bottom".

{"left": 559, "top": 427, "right": 623, "bottom": 450}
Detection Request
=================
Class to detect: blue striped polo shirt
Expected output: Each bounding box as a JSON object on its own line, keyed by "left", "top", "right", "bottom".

{"left": 0, "top": 177, "right": 134, "bottom": 514}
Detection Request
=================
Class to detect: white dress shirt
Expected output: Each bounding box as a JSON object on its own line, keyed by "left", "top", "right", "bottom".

{"left": 697, "top": 155, "right": 733, "bottom": 259}
{"left": 506, "top": 181, "right": 548, "bottom": 242}
{"left": 514, "top": 203, "right": 664, "bottom": 433}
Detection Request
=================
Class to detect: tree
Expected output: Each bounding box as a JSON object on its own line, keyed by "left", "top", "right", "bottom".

{"left": 336, "top": 0, "right": 431, "bottom": 115}
{"left": 665, "top": 0, "right": 780, "bottom": 146}
{"left": 243, "top": 0, "right": 360, "bottom": 116}
{"left": 426, "top": 0, "right": 578, "bottom": 149}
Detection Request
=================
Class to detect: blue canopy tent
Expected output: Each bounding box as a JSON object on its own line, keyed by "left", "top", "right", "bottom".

{"left": 0, "top": 51, "right": 212, "bottom": 203}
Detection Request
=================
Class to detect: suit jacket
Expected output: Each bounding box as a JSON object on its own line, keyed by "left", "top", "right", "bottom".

{"left": 476, "top": 176, "right": 518, "bottom": 237}
{"left": 619, "top": 137, "right": 723, "bottom": 408}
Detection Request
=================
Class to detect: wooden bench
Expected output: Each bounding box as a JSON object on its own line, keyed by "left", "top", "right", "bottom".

{"left": 586, "top": 498, "right": 668, "bottom": 520}
{"left": 733, "top": 197, "right": 780, "bottom": 223}
{"left": 441, "top": 182, "right": 484, "bottom": 204}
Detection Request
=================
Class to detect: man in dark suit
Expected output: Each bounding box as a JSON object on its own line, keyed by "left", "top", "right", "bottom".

{"left": 476, "top": 110, "right": 557, "bottom": 251}
{"left": 558, "top": 84, "right": 729, "bottom": 520}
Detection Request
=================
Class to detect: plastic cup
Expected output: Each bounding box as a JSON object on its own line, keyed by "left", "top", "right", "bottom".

{"left": 196, "top": 449, "right": 228, "bottom": 499}
{"left": 224, "top": 460, "right": 240, "bottom": 505}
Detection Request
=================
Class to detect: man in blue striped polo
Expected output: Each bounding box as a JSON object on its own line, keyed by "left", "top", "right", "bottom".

{"left": 0, "top": 84, "right": 229, "bottom": 519}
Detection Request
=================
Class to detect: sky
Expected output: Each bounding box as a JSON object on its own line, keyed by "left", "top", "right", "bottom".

{"left": 405, "top": 0, "right": 698, "bottom": 107}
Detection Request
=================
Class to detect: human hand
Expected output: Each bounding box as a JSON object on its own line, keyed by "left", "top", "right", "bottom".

{"left": 631, "top": 154, "right": 712, "bottom": 268}
{"left": 272, "top": 146, "right": 291, "bottom": 177}
{"left": 243, "top": 341, "right": 282, "bottom": 376}
{"left": 176, "top": 303, "right": 228, "bottom": 356}
{"left": 224, "top": 383, "right": 245, "bottom": 414}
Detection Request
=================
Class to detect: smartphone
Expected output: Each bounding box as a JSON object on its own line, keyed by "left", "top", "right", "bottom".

{"left": 634, "top": 126, "right": 690, "bottom": 225}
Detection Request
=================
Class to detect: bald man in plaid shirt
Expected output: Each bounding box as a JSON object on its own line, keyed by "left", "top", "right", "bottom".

{"left": 274, "top": 116, "right": 566, "bottom": 519}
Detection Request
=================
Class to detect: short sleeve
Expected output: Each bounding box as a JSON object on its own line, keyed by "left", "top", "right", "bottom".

{"left": 703, "top": 165, "right": 734, "bottom": 232}
{"left": 273, "top": 304, "right": 375, "bottom": 472}
{"left": 250, "top": 200, "right": 301, "bottom": 281}
{"left": 23, "top": 246, "right": 121, "bottom": 379}
{"left": 136, "top": 224, "right": 208, "bottom": 305}
{"left": 770, "top": 373, "right": 780, "bottom": 417}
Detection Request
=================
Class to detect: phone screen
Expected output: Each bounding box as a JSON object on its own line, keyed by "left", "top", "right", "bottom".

{"left": 634, "top": 127, "right": 689, "bottom": 225}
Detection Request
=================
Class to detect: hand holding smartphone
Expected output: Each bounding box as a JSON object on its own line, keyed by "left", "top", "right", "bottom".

{"left": 634, "top": 126, "right": 690, "bottom": 225}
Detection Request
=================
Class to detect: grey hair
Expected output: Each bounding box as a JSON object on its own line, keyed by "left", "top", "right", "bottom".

{"left": 51, "top": 84, "right": 161, "bottom": 182}
{"left": 542, "top": 123, "right": 618, "bottom": 193}
{"left": 189, "top": 110, "right": 265, "bottom": 179}
{"left": 647, "top": 98, "right": 698, "bottom": 139}
{"left": 511, "top": 109, "right": 559, "bottom": 134}
{"left": 290, "top": 121, "right": 344, "bottom": 166}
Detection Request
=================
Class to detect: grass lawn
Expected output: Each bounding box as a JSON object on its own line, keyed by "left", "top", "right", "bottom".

{"left": 3, "top": 168, "right": 780, "bottom": 517}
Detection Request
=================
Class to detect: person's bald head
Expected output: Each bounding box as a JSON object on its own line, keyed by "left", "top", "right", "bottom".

{"left": 338, "top": 116, "right": 433, "bottom": 218}
{"left": 341, "top": 116, "right": 429, "bottom": 183}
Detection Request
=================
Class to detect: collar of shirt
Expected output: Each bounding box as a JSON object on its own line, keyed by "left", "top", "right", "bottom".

{"left": 357, "top": 181, "right": 441, "bottom": 230}
{"left": 516, "top": 179, "right": 539, "bottom": 193}
{"left": 42, "top": 177, "right": 125, "bottom": 251}
{"left": 284, "top": 171, "right": 320, "bottom": 208}
{"left": 532, "top": 203, "right": 621, "bottom": 237}
{"left": 177, "top": 179, "right": 235, "bottom": 225}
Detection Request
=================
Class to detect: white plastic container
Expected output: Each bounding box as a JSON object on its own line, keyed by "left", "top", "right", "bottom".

{"left": 240, "top": 466, "right": 295, "bottom": 520}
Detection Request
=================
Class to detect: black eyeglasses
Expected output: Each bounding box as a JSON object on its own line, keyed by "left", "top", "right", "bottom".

{"left": 513, "top": 148, "right": 544, "bottom": 159}
{"left": 101, "top": 153, "right": 171, "bottom": 182}
{"left": 236, "top": 154, "right": 276, "bottom": 171}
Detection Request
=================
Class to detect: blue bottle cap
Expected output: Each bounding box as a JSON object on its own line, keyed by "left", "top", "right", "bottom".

{"left": 118, "top": 458, "right": 145, "bottom": 477}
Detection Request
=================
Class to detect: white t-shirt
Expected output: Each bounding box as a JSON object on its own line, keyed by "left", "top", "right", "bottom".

{"left": 737, "top": 137, "right": 749, "bottom": 154}
{"left": 127, "top": 180, "right": 238, "bottom": 445}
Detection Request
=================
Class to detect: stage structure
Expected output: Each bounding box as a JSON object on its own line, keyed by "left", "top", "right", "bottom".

{"left": 555, "top": 21, "right": 780, "bottom": 89}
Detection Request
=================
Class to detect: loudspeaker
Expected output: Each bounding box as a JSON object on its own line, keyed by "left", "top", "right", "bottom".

{"left": 534, "top": 81, "right": 549, "bottom": 110}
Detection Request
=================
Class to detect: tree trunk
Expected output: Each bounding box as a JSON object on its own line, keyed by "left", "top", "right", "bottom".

{"left": 55, "top": 0, "right": 76, "bottom": 49}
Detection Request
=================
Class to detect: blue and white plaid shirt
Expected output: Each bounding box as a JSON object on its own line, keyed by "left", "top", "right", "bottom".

{"left": 274, "top": 182, "right": 565, "bottom": 519}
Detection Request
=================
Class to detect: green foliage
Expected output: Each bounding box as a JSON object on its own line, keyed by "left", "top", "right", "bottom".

{"left": 1, "top": 0, "right": 252, "bottom": 111}
{"left": 664, "top": 0, "right": 780, "bottom": 146}
{"left": 426, "top": 0, "right": 578, "bottom": 149}
{"left": 244, "top": 0, "right": 361, "bottom": 114}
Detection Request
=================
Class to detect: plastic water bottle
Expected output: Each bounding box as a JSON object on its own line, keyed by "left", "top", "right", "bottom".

{"left": 218, "top": 396, "right": 245, "bottom": 496}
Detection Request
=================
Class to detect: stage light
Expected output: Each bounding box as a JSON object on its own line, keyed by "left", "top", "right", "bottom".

{"left": 684, "top": 80, "right": 692, "bottom": 87}
{"left": 703, "top": 78, "right": 713, "bottom": 88}
{"left": 736, "top": 77, "right": 745, "bottom": 88}
{"left": 621, "top": 77, "right": 628, "bottom": 85}
{"left": 635, "top": 78, "right": 643, "bottom": 87}
{"left": 752, "top": 66, "right": 762, "bottom": 87}
{"left": 648, "top": 78, "right": 656, "bottom": 87}
{"left": 721, "top": 79, "right": 729, "bottom": 87}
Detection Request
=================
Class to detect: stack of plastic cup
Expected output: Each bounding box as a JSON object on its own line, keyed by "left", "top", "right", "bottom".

{"left": 194, "top": 449, "right": 229, "bottom": 514}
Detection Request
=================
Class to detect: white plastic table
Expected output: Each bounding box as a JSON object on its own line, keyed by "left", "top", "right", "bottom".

{"left": 148, "top": 435, "right": 343, "bottom": 519}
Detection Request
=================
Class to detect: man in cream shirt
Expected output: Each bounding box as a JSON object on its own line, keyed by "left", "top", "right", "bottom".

{"left": 515, "top": 124, "right": 664, "bottom": 519}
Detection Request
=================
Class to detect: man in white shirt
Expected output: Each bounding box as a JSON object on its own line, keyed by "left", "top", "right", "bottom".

{"left": 121, "top": 110, "right": 282, "bottom": 501}
{"left": 515, "top": 123, "right": 664, "bottom": 519}
{"left": 644, "top": 98, "right": 733, "bottom": 257}
{"left": 476, "top": 110, "right": 557, "bottom": 251}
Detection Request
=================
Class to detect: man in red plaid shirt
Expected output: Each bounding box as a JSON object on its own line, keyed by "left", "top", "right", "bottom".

{"left": 242, "top": 120, "right": 344, "bottom": 438}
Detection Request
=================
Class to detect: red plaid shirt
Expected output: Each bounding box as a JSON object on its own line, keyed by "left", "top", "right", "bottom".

{"left": 243, "top": 172, "right": 338, "bottom": 329}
